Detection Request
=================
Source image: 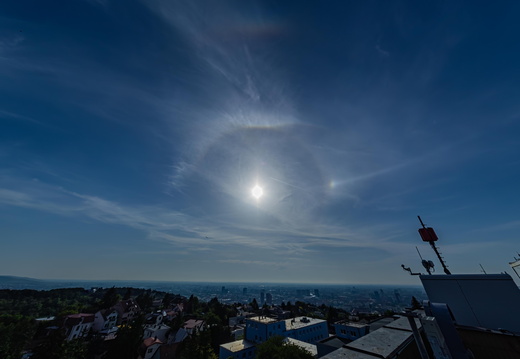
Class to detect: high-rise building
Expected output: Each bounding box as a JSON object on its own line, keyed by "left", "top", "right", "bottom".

{"left": 260, "top": 290, "right": 265, "bottom": 304}
{"left": 266, "top": 292, "right": 272, "bottom": 305}
{"left": 243, "top": 287, "right": 247, "bottom": 295}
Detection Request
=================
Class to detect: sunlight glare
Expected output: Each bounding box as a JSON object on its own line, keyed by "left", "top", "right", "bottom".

{"left": 252, "top": 185, "right": 263, "bottom": 199}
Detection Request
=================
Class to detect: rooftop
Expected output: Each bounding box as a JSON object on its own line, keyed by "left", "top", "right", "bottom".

{"left": 334, "top": 320, "right": 369, "bottom": 328}
{"left": 248, "top": 316, "right": 278, "bottom": 324}
{"left": 220, "top": 339, "right": 256, "bottom": 353}
{"left": 285, "top": 316, "right": 327, "bottom": 330}
{"left": 321, "top": 316, "right": 421, "bottom": 359}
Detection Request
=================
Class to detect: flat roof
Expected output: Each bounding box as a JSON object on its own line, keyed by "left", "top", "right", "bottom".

{"left": 383, "top": 316, "right": 421, "bottom": 332}
{"left": 321, "top": 347, "right": 379, "bottom": 359}
{"left": 346, "top": 327, "right": 412, "bottom": 358}
{"left": 248, "top": 316, "right": 278, "bottom": 324}
{"left": 220, "top": 339, "right": 256, "bottom": 353}
{"left": 285, "top": 317, "right": 327, "bottom": 330}
{"left": 420, "top": 273, "right": 513, "bottom": 281}
{"left": 334, "top": 321, "right": 369, "bottom": 328}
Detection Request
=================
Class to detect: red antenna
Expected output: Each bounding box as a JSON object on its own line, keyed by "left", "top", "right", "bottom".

{"left": 418, "top": 216, "right": 451, "bottom": 275}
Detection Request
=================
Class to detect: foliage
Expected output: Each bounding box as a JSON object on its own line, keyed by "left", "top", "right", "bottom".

{"left": 0, "top": 314, "right": 38, "bottom": 359}
{"left": 103, "top": 316, "right": 144, "bottom": 359}
{"left": 255, "top": 336, "right": 314, "bottom": 359}
{"left": 99, "top": 287, "right": 121, "bottom": 310}
{"left": 135, "top": 290, "right": 154, "bottom": 312}
{"left": 31, "top": 329, "right": 87, "bottom": 359}
{"left": 177, "top": 331, "right": 218, "bottom": 359}
{"left": 411, "top": 296, "right": 422, "bottom": 310}
{"left": 250, "top": 298, "right": 259, "bottom": 311}
{"left": 0, "top": 288, "right": 96, "bottom": 318}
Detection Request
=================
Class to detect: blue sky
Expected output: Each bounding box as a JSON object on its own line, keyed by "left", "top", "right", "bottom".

{"left": 1, "top": 0, "right": 520, "bottom": 284}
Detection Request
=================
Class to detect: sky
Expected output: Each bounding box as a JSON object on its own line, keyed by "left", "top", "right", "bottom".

{"left": 1, "top": 0, "right": 520, "bottom": 285}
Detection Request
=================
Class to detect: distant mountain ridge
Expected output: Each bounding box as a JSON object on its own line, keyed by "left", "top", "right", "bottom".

{"left": 0, "top": 275, "right": 48, "bottom": 289}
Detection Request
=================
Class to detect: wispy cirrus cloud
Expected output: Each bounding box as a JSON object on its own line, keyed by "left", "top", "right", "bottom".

{"left": 0, "top": 170, "right": 403, "bottom": 259}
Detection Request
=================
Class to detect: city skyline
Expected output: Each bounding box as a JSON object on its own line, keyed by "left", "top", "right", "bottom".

{"left": 2, "top": 1, "right": 520, "bottom": 285}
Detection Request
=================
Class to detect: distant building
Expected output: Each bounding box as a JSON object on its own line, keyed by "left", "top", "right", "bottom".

{"left": 260, "top": 290, "right": 265, "bottom": 305}
{"left": 266, "top": 292, "right": 272, "bottom": 305}
{"left": 243, "top": 287, "right": 247, "bottom": 295}
{"left": 393, "top": 289, "right": 401, "bottom": 303}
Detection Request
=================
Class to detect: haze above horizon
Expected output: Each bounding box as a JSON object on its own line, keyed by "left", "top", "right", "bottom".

{"left": 2, "top": 1, "right": 520, "bottom": 285}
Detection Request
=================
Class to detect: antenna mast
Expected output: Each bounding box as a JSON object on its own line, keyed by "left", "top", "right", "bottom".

{"left": 417, "top": 216, "right": 451, "bottom": 275}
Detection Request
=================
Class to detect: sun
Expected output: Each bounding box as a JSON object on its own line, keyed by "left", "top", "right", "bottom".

{"left": 251, "top": 185, "right": 263, "bottom": 199}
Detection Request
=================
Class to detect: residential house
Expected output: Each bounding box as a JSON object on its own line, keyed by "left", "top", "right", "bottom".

{"left": 93, "top": 309, "right": 118, "bottom": 334}
{"left": 63, "top": 313, "right": 95, "bottom": 341}
{"left": 139, "top": 337, "right": 163, "bottom": 359}
{"left": 112, "top": 298, "right": 140, "bottom": 325}
{"left": 183, "top": 319, "right": 204, "bottom": 335}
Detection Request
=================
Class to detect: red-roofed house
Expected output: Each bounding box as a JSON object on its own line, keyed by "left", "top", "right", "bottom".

{"left": 139, "top": 337, "right": 163, "bottom": 359}
{"left": 183, "top": 319, "right": 205, "bottom": 335}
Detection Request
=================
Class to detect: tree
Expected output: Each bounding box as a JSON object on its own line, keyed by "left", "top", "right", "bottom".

{"left": 187, "top": 295, "right": 200, "bottom": 314}
{"left": 162, "top": 293, "right": 173, "bottom": 308}
{"left": 255, "top": 336, "right": 314, "bottom": 359}
{"left": 135, "top": 291, "right": 153, "bottom": 312}
{"left": 178, "top": 331, "right": 218, "bottom": 359}
{"left": 103, "top": 316, "right": 144, "bottom": 359}
{"left": 123, "top": 288, "right": 133, "bottom": 300}
{"left": 411, "top": 296, "right": 422, "bottom": 310}
{"left": 32, "top": 329, "right": 86, "bottom": 359}
{"left": 0, "top": 315, "right": 38, "bottom": 359}
{"left": 99, "top": 287, "right": 120, "bottom": 310}
{"left": 250, "top": 298, "right": 259, "bottom": 311}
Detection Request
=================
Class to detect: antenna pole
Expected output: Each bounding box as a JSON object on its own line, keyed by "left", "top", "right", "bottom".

{"left": 417, "top": 216, "right": 451, "bottom": 275}
{"left": 479, "top": 264, "right": 487, "bottom": 274}
{"left": 416, "top": 246, "right": 424, "bottom": 260}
